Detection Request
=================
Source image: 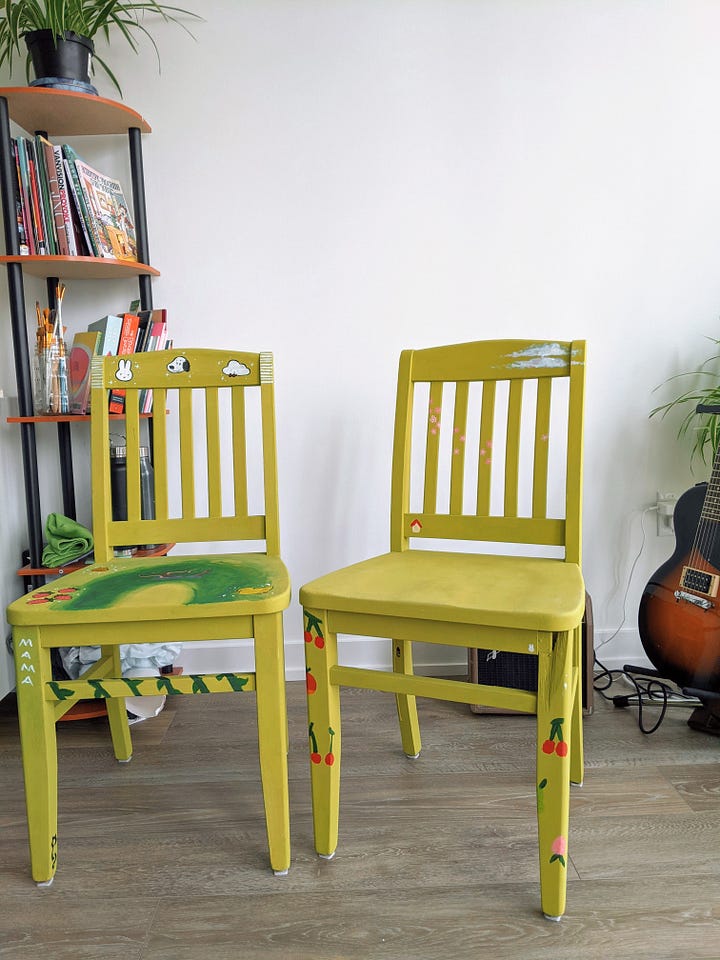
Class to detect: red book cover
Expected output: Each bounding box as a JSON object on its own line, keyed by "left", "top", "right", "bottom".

{"left": 108, "top": 312, "right": 140, "bottom": 414}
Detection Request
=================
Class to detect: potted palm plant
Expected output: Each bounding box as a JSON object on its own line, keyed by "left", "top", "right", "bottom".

{"left": 0, "top": 1, "right": 200, "bottom": 98}
{"left": 650, "top": 336, "right": 720, "bottom": 467}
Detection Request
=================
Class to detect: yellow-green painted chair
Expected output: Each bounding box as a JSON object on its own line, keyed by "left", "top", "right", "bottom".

{"left": 8, "top": 348, "right": 291, "bottom": 884}
{"left": 301, "top": 339, "right": 585, "bottom": 919}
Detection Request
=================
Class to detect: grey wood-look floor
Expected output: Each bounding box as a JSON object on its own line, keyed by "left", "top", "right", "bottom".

{"left": 1, "top": 676, "right": 719, "bottom": 960}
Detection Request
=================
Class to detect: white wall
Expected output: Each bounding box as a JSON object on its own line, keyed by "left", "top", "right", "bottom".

{"left": 2, "top": 0, "right": 720, "bottom": 684}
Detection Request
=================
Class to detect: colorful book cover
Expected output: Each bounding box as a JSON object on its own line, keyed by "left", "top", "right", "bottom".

{"left": 87, "top": 314, "right": 123, "bottom": 358}
{"left": 108, "top": 313, "right": 140, "bottom": 413}
{"left": 69, "top": 330, "right": 100, "bottom": 414}
{"left": 73, "top": 157, "right": 137, "bottom": 261}
{"left": 37, "top": 135, "right": 68, "bottom": 255}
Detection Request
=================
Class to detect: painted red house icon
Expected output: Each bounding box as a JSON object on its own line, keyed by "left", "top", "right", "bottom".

{"left": 410, "top": 519, "right": 423, "bottom": 533}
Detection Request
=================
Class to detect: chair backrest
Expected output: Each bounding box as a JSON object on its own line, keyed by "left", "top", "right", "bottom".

{"left": 390, "top": 339, "right": 585, "bottom": 564}
{"left": 89, "top": 348, "right": 280, "bottom": 563}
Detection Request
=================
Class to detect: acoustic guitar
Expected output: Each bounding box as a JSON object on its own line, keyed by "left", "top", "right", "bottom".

{"left": 639, "top": 466, "right": 720, "bottom": 692}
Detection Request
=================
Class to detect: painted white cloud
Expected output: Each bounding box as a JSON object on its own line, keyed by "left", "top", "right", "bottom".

{"left": 223, "top": 360, "right": 251, "bottom": 377}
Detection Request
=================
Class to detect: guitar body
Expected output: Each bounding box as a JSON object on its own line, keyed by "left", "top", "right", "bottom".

{"left": 639, "top": 482, "right": 720, "bottom": 691}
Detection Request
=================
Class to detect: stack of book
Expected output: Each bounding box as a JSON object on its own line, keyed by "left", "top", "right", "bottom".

{"left": 12, "top": 135, "right": 137, "bottom": 261}
{"left": 67, "top": 307, "right": 169, "bottom": 415}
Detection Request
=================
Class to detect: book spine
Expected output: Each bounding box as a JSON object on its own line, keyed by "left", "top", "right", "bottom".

{"left": 14, "top": 138, "right": 35, "bottom": 255}
{"left": 54, "top": 146, "right": 77, "bottom": 257}
{"left": 62, "top": 155, "right": 95, "bottom": 257}
{"left": 31, "top": 137, "right": 57, "bottom": 254}
{"left": 23, "top": 140, "right": 47, "bottom": 255}
{"left": 40, "top": 137, "right": 68, "bottom": 256}
{"left": 108, "top": 314, "right": 140, "bottom": 414}
{"left": 11, "top": 139, "right": 30, "bottom": 255}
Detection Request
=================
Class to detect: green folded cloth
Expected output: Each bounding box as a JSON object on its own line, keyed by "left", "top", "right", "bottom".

{"left": 41, "top": 513, "right": 94, "bottom": 567}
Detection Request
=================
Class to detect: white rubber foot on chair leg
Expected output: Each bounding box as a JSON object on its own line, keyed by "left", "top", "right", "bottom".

{"left": 273, "top": 868, "right": 289, "bottom": 877}
{"left": 571, "top": 780, "right": 584, "bottom": 788}
{"left": 405, "top": 752, "right": 420, "bottom": 759}
{"left": 318, "top": 851, "right": 336, "bottom": 860}
{"left": 117, "top": 756, "right": 133, "bottom": 764}
{"left": 543, "top": 913, "right": 562, "bottom": 922}
{"left": 36, "top": 877, "right": 54, "bottom": 888}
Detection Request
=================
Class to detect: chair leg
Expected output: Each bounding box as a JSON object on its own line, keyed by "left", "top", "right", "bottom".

{"left": 103, "top": 646, "right": 133, "bottom": 762}
{"left": 536, "top": 631, "right": 574, "bottom": 920}
{"left": 254, "top": 613, "right": 291, "bottom": 875}
{"left": 393, "top": 639, "right": 421, "bottom": 757}
{"left": 13, "top": 627, "right": 59, "bottom": 885}
{"left": 569, "top": 625, "right": 584, "bottom": 787}
{"left": 303, "top": 607, "right": 341, "bottom": 859}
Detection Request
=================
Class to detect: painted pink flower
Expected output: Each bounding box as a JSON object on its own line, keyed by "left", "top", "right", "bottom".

{"left": 551, "top": 835, "right": 567, "bottom": 856}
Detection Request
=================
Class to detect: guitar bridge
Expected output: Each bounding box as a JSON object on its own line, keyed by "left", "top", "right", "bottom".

{"left": 674, "top": 589, "right": 713, "bottom": 610}
{"left": 680, "top": 565, "right": 719, "bottom": 598}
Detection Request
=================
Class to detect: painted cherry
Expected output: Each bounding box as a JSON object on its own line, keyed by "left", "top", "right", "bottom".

{"left": 325, "top": 726, "right": 336, "bottom": 765}
{"left": 309, "top": 722, "right": 322, "bottom": 764}
{"left": 304, "top": 630, "right": 313, "bottom": 644}
{"left": 542, "top": 739, "right": 555, "bottom": 754}
{"left": 314, "top": 635, "right": 325, "bottom": 649}
{"left": 555, "top": 741, "right": 569, "bottom": 758}
{"left": 306, "top": 668, "right": 317, "bottom": 694}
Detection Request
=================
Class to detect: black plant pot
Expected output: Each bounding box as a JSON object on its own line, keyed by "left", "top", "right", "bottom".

{"left": 24, "top": 30, "right": 98, "bottom": 95}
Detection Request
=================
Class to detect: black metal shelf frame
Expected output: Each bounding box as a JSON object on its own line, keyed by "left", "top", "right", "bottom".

{"left": 0, "top": 93, "right": 153, "bottom": 588}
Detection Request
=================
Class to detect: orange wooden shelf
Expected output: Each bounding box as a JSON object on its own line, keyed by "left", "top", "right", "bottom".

{"left": 0, "top": 255, "right": 159, "bottom": 280}
{"left": 18, "top": 544, "right": 176, "bottom": 578}
{"left": 7, "top": 412, "right": 157, "bottom": 423}
{"left": 0, "top": 86, "right": 151, "bottom": 136}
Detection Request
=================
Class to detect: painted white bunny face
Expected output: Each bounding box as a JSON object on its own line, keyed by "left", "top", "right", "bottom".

{"left": 115, "top": 359, "right": 133, "bottom": 382}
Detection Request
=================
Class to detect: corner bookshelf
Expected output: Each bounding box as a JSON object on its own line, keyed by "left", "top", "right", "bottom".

{"left": 0, "top": 87, "right": 158, "bottom": 588}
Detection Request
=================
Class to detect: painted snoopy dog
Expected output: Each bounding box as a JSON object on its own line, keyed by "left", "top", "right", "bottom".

{"left": 166, "top": 356, "right": 190, "bottom": 373}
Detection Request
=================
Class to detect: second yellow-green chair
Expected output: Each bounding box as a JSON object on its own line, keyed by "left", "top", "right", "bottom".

{"left": 300, "top": 338, "right": 586, "bottom": 919}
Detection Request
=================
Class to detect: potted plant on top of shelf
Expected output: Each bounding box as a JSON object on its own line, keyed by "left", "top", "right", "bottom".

{"left": 0, "top": 0, "right": 201, "bottom": 98}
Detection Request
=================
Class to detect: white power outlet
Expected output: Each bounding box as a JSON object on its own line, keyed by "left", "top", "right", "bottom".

{"left": 656, "top": 491, "right": 677, "bottom": 537}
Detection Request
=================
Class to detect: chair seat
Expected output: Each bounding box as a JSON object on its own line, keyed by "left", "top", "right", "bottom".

{"left": 300, "top": 549, "right": 584, "bottom": 632}
{"left": 8, "top": 553, "right": 291, "bottom": 626}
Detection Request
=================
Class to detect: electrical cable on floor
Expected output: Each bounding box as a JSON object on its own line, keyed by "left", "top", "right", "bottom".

{"left": 593, "top": 505, "right": 699, "bottom": 734}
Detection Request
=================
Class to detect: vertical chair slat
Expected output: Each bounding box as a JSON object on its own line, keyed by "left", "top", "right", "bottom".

{"left": 477, "top": 380, "right": 496, "bottom": 516}
{"left": 390, "top": 351, "right": 414, "bottom": 553}
{"left": 423, "top": 381, "right": 443, "bottom": 514}
{"left": 179, "top": 388, "right": 195, "bottom": 519}
{"left": 449, "top": 380, "right": 469, "bottom": 515}
{"left": 504, "top": 379, "right": 523, "bottom": 518}
{"left": 232, "top": 387, "right": 248, "bottom": 518}
{"left": 565, "top": 341, "right": 586, "bottom": 565}
{"left": 206, "top": 387, "right": 222, "bottom": 518}
{"left": 152, "top": 388, "right": 169, "bottom": 521}
{"left": 91, "top": 383, "right": 111, "bottom": 562}
{"left": 125, "top": 390, "right": 142, "bottom": 521}
{"left": 533, "top": 377, "right": 552, "bottom": 519}
{"left": 261, "top": 379, "right": 280, "bottom": 555}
